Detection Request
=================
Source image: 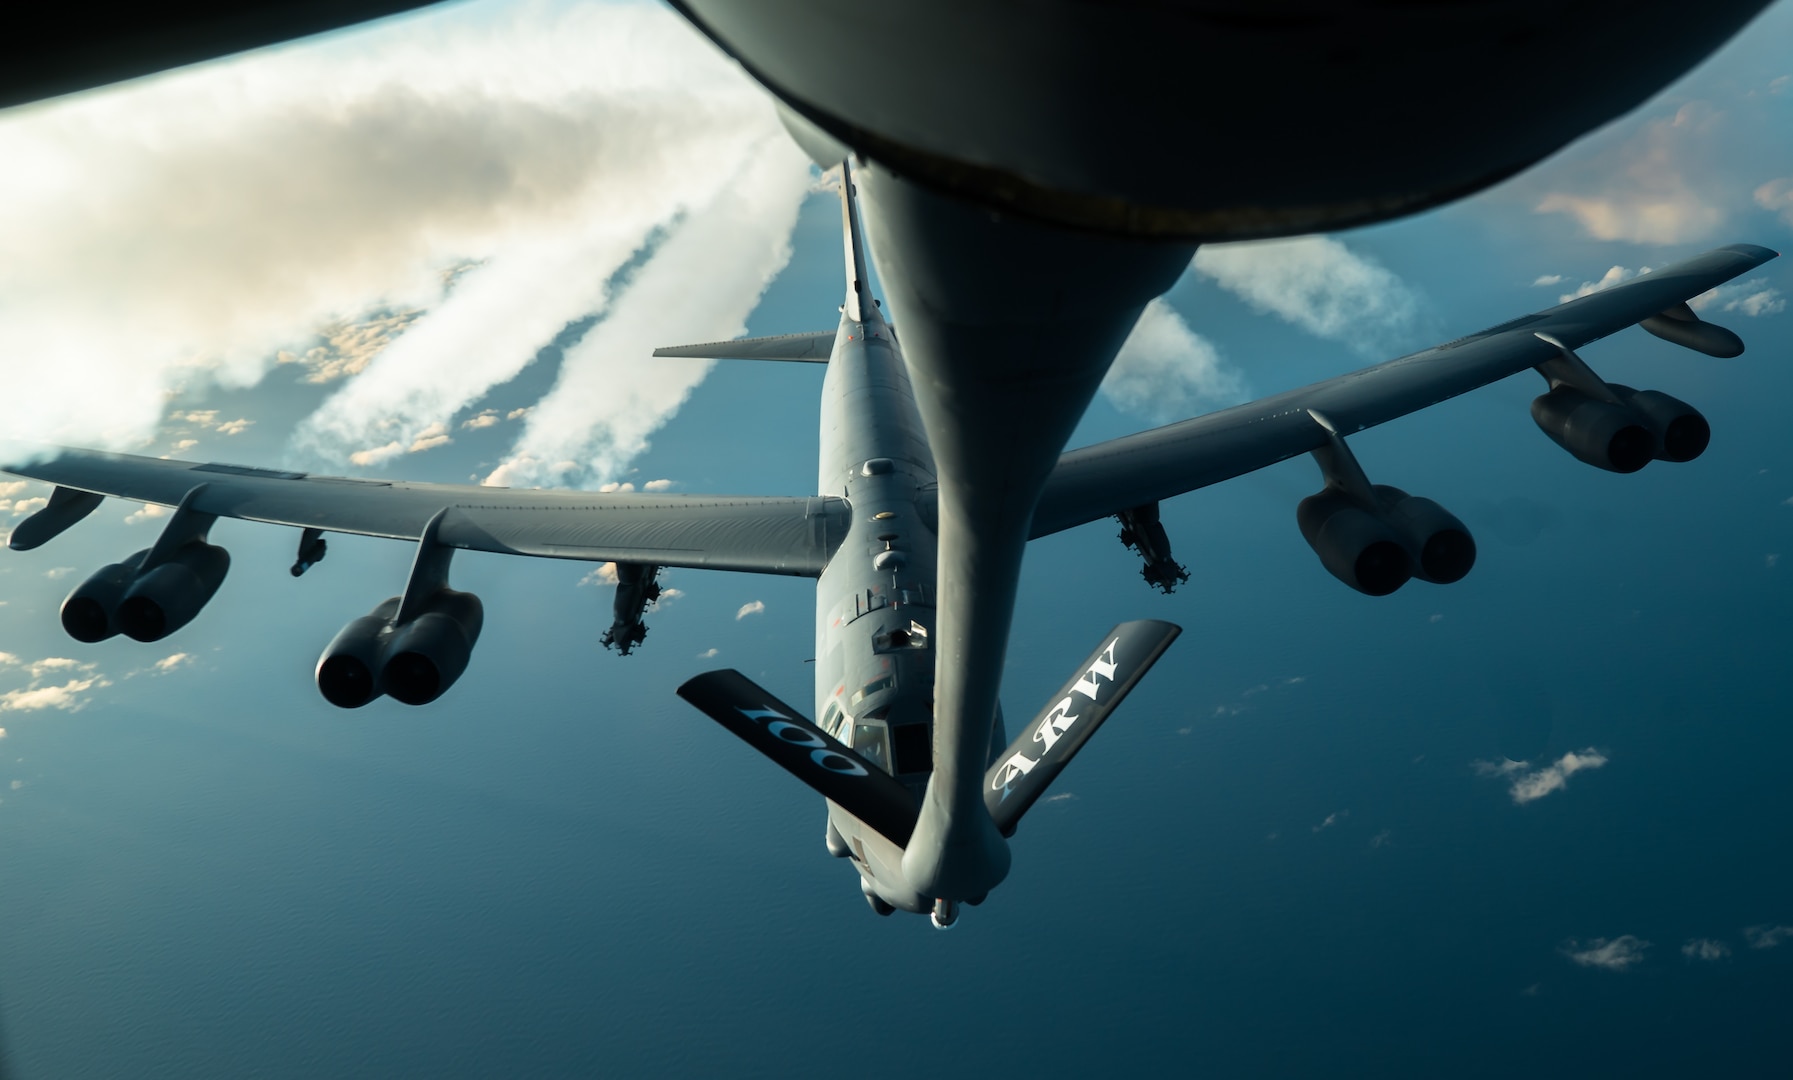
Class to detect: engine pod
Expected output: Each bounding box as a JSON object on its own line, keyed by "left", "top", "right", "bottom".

{"left": 1530, "top": 387, "right": 1655, "bottom": 473}
{"left": 380, "top": 589, "right": 484, "bottom": 707}
{"left": 60, "top": 549, "right": 150, "bottom": 643}
{"left": 1607, "top": 384, "right": 1710, "bottom": 463}
{"left": 316, "top": 598, "right": 401, "bottom": 709}
{"left": 116, "top": 541, "right": 230, "bottom": 642}
{"left": 1297, "top": 490, "right": 1412, "bottom": 596}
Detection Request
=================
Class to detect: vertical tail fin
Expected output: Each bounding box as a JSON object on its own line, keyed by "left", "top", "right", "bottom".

{"left": 839, "top": 159, "right": 877, "bottom": 324}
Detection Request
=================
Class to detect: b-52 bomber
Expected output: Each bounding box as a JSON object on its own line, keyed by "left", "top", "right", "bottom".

{"left": 1, "top": 164, "right": 1776, "bottom": 926}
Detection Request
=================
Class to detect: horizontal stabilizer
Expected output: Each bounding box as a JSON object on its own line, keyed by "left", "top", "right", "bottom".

{"left": 679, "top": 669, "right": 919, "bottom": 846}
{"left": 652, "top": 331, "right": 836, "bottom": 364}
{"left": 985, "top": 620, "right": 1182, "bottom": 837}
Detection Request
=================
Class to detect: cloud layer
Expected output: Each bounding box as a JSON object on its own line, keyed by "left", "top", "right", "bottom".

{"left": 0, "top": 1, "right": 801, "bottom": 472}
{"left": 1191, "top": 236, "right": 1424, "bottom": 358}
{"left": 1100, "top": 298, "right": 1245, "bottom": 422}
{"left": 1474, "top": 748, "right": 1609, "bottom": 805}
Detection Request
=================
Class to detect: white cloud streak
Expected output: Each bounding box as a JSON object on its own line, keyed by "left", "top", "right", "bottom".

{"left": 0, "top": 2, "right": 791, "bottom": 459}
{"left": 1191, "top": 236, "right": 1423, "bottom": 357}
{"left": 1101, "top": 298, "right": 1245, "bottom": 422}
{"left": 1559, "top": 266, "right": 1650, "bottom": 304}
{"left": 735, "top": 600, "right": 766, "bottom": 620}
{"left": 1743, "top": 924, "right": 1793, "bottom": 949}
{"left": 1682, "top": 938, "right": 1731, "bottom": 961}
{"left": 1563, "top": 936, "right": 1649, "bottom": 971}
{"left": 1474, "top": 748, "right": 1608, "bottom": 804}
{"left": 483, "top": 134, "right": 811, "bottom": 489}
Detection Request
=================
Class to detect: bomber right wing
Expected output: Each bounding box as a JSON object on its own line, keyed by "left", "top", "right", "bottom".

{"left": 1031, "top": 243, "right": 1778, "bottom": 538}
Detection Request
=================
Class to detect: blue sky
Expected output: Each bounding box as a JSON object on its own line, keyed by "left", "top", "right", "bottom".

{"left": 1, "top": 2, "right": 1791, "bottom": 1076}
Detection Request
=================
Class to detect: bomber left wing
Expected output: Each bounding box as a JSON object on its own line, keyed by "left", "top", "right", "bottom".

{"left": 1032, "top": 243, "right": 1778, "bottom": 541}
{"left": 4, "top": 448, "right": 848, "bottom": 577}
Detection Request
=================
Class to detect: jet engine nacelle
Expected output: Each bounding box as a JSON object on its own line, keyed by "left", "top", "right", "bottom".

{"left": 1530, "top": 387, "right": 1654, "bottom": 473}
{"left": 315, "top": 590, "right": 484, "bottom": 709}
{"left": 1298, "top": 487, "right": 1478, "bottom": 596}
{"left": 59, "top": 542, "right": 230, "bottom": 643}
{"left": 1374, "top": 486, "right": 1477, "bottom": 585}
{"left": 116, "top": 542, "right": 231, "bottom": 642}
{"left": 382, "top": 590, "right": 483, "bottom": 706}
{"left": 60, "top": 549, "right": 150, "bottom": 643}
{"left": 1606, "top": 384, "right": 1711, "bottom": 464}
{"left": 1296, "top": 491, "right": 1412, "bottom": 596}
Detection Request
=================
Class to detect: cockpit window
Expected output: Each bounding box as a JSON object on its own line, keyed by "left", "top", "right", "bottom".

{"left": 852, "top": 723, "right": 891, "bottom": 772}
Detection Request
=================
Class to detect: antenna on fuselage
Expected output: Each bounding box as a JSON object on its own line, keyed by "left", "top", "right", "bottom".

{"left": 839, "top": 159, "right": 878, "bottom": 325}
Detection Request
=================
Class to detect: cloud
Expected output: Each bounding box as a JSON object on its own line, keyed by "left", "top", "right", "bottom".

{"left": 1369, "top": 829, "right": 1392, "bottom": 849}
{"left": 1100, "top": 298, "right": 1245, "bottom": 422}
{"left": 0, "top": 2, "right": 792, "bottom": 454}
{"left": 0, "top": 653, "right": 18, "bottom": 667}
{"left": 1474, "top": 748, "right": 1609, "bottom": 804}
{"left": 735, "top": 600, "right": 766, "bottom": 620}
{"left": 171, "top": 439, "right": 200, "bottom": 452}
{"left": 1191, "top": 235, "right": 1424, "bottom": 357}
{"left": 461, "top": 410, "right": 501, "bottom": 430}
{"left": 0, "top": 676, "right": 106, "bottom": 713}
{"left": 42, "top": 566, "right": 76, "bottom": 580}
{"left": 697, "top": 648, "right": 718, "bottom": 659}
{"left": 407, "top": 423, "right": 452, "bottom": 453}
{"left": 1682, "top": 938, "right": 1731, "bottom": 961}
{"left": 1563, "top": 936, "right": 1650, "bottom": 971}
{"left": 643, "top": 479, "right": 675, "bottom": 492}
{"left": 1559, "top": 266, "right": 1650, "bottom": 304}
{"left": 1755, "top": 176, "right": 1793, "bottom": 228}
{"left": 153, "top": 653, "right": 192, "bottom": 673}
{"left": 1312, "top": 810, "right": 1346, "bottom": 833}
{"left": 482, "top": 133, "right": 811, "bottom": 490}
{"left": 216, "top": 418, "right": 254, "bottom": 436}
{"left": 12, "top": 498, "right": 47, "bottom": 516}
{"left": 1690, "top": 277, "right": 1785, "bottom": 317}
{"left": 578, "top": 563, "right": 620, "bottom": 588}
{"left": 348, "top": 442, "right": 405, "bottom": 468}
{"left": 125, "top": 503, "right": 170, "bottom": 525}
{"left": 0, "top": 482, "right": 29, "bottom": 498}
{"left": 1532, "top": 103, "right": 1731, "bottom": 244}
{"left": 1532, "top": 274, "right": 1565, "bottom": 287}
{"left": 26, "top": 657, "right": 83, "bottom": 679}
{"left": 1743, "top": 925, "right": 1793, "bottom": 949}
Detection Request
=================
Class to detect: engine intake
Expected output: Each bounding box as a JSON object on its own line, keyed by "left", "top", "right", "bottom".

{"left": 315, "top": 590, "right": 484, "bottom": 709}
{"left": 1297, "top": 491, "right": 1412, "bottom": 596}
{"left": 116, "top": 542, "right": 231, "bottom": 642}
{"left": 1530, "top": 386, "right": 1656, "bottom": 473}
{"left": 60, "top": 550, "right": 150, "bottom": 643}
{"left": 1607, "top": 384, "right": 1710, "bottom": 463}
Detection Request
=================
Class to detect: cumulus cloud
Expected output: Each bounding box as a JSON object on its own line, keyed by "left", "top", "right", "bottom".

{"left": 1559, "top": 266, "right": 1650, "bottom": 304}
{"left": 407, "top": 423, "right": 452, "bottom": 454}
{"left": 1682, "top": 938, "right": 1731, "bottom": 961}
{"left": 1690, "top": 277, "right": 1785, "bottom": 317}
{"left": 0, "top": 676, "right": 107, "bottom": 713}
{"left": 1743, "top": 925, "right": 1793, "bottom": 949}
{"left": 578, "top": 563, "right": 621, "bottom": 588}
{"left": 1563, "top": 936, "right": 1650, "bottom": 971}
{"left": 1532, "top": 274, "right": 1565, "bottom": 287}
{"left": 1532, "top": 103, "right": 1730, "bottom": 244}
{"left": 1191, "top": 235, "right": 1424, "bottom": 357}
{"left": 643, "top": 479, "right": 675, "bottom": 492}
{"left": 0, "top": 1, "right": 793, "bottom": 456}
{"left": 26, "top": 657, "right": 83, "bottom": 679}
{"left": 735, "top": 600, "right": 766, "bottom": 620}
{"left": 1474, "top": 748, "right": 1609, "bottom": 804}
{"left": 1755, "top": 176, "right": 1793, "bottom": 228}
{"left": 12, "top": 498, "right": 48, "bottom": 517}
{"left": 461, "top": 410, "right": 501, "bottom": 430}
{"left": 481, "top": 133, "right": 811, "bottom": 489}
{"left": 124, "top": 503, "right": 171, "bottom": 525}
{"left": 153, "top": 653, "right": 192, "bottom": 673}
{"left": 1100, "top": 298, "right": 1246, "bottom": 422}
